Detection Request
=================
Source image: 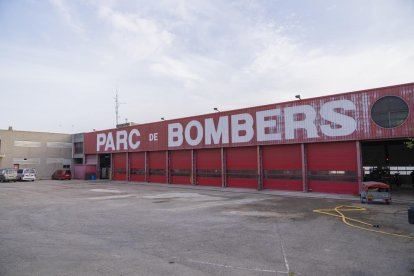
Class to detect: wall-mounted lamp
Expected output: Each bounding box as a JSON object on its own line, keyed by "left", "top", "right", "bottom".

{"left": 295, "top": 95, "right": 301, "bottom": 100}
{"left": 213, "top": 107, "right": 220, "bottom": 112}
{"left": 161, "top": 117, "right": 165, "bottom": 121}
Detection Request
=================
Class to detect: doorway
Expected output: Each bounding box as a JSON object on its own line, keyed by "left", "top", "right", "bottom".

{"left": 361, "top": 140, "right": 414, "bottom": 196}
{"left": 99, "top": 154, "right": 111, "bottom": 179}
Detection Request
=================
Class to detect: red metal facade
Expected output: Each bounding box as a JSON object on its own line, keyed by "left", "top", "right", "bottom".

{"left": 195, "top": 148, "right": 222, "bottom": 187}
{"left": 307, "top": 141, "right": 358, "bottom": 194}
{"left": 148, "top": 151, "right": 166, "bottom": 184}
{"left": 262, "top": 145, "right": 302, "bottom": 191}
{"left": 84, "top": 83, "right": 414, "bottom": 154}
{"left": 226, "top": 146, "right": 257, "bottom": 189}
{"left": 129, "top": 152, "right": 145, "bottom": 182}
{"left": 170, "top": 150, "right": 191, "bottom": 185}
{"left": 112, "top": 153, "right": 127, "bottom": 181}
{"left": 82, "top": 83, "right": 414, "bottom": 195}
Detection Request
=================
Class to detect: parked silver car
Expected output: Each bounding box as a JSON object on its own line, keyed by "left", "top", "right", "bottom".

{"left": 16, "top": 168, "right": 36, "bottom": 181}
{"left": 0, "top": 168, "right": 18, "bottom": 182}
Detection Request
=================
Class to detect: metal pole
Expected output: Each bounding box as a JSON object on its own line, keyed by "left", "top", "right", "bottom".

{"left": 126, "top": 152, "right": 129, "bottom": 182}
{"left": 356, "top": 141, "right": 363, "bottom": 194}
{"left": 144, "top": 151, "right": 148, "bottom": 183}
{"left": 221, "top": 148, "right": 226, "bottom": 188}
{"left": 301, "top": 143, "right": 308, "bottom": 192}
{"left": 166, "top": 150, "right": 170, "bottom": 184}
{"left": 257, "top": 146, "right": 263, "bottom": 190}
{"left": 191, "top": 149, "right": 196, "bottom": 185}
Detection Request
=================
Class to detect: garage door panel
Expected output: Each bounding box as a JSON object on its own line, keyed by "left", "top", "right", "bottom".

{"left": 196, "top": 149, "right": 222, "bottom": 186}
{"left": 264, "top": 180, "right": 302, "bottom": 191}
{"left": 226, "top": 147, "right": 257, "bottom": 189}
{"left": 262, "top": 145, "right": 302, "bottom": 191}
{"left": 170, "top": 150, "right": 191, "bottom": 185}
{"left": 308, "top": 181, "right": 359, "bottom": 194}
{"left": 129, "top": 152, "right": 145, "bottom": 182}
{"left": 148, "top": 151, "right": 166, "bottom": 184}
{"left": 113, "top": 153, "right": 127, "bottom": 181}
{"left": 307, "top": 142, "right": 358, "bottom": 194}
{"left": 307, "top": 142, "right": 357, "bottom": 171}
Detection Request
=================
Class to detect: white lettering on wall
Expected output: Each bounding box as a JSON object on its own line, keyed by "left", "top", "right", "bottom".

{"left": 128, "top": 129, "right": 141, "bottom": 150}
{"left": 231, "top": 113, "right": 254, "bottom": 143}
{"left": 97, "top": 133, "right": 106, "bottom": 152}
{"left": 168, "top": 123, "right": 183, "bottom": 147}
{"left": 284, "top": 105, "right": 319, "bottom": 139}
{"left": 96, "top": 129, "right": 141, "bottom": 152}
{"left": 205, "top": 116, "right": 229, "bottom": 145}
{"left": 320, "top": 100, "right": 357, "bottom": 136}
{"left": 185, "top": 120, "right": 204, "bottom": 146}
{"left": 116, "top": 130, "right": 128, "bottom": 150}
{"left": 104, "top": 133, "right": 115, "bottom": 151}
{"left": 256, "top": 109, "right": 281, "bottom": 141}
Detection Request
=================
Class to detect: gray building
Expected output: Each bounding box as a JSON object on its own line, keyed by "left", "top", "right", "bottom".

{"left": 0, "top": 128, "right": 72, "bottom": 179}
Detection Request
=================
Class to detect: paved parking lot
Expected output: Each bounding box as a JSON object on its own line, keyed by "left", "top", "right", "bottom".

{"left": 0, "top": 180, "right": 413, "bottom": 275}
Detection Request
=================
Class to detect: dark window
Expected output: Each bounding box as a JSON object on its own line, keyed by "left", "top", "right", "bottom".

{"left": 74, "top": 142, "right": 83, "bottom": 154}
{"left": 371, "top": 96, "right": 409, "bottom": 128}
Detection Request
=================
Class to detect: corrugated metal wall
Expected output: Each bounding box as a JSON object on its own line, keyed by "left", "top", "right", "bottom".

{"left": 148, "top": 151, "right": 166, "bottom": 184}
{"left": 129, "top": 152, "right": 145, "bottom": 182}
{"left": 82, "top": 83, "right": 414, "bottom": 195}
{"left": 112, "top": 153, "right": 127, "bottom": 181}
{"left": 262, "top": 144, "right": 302, "bottom": 191}
{"left": 307, "top": 141, "right": 358, "bottom": 194}
{"left": 195, "top": 148, "right": 222, "bottom": 187}
{"left": 170, "top": 150, "right": 191, "bottom": 185}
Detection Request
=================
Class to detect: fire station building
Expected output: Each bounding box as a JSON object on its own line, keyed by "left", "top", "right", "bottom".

{"left": 82, "top": 83, "right": 414, "bottom": 195}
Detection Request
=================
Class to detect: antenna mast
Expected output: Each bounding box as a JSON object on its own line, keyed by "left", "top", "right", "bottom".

{"left": 114, "top": 90, "right": 126, "bottom": 127}
{"left": 114, "top": 90, "right": 123, "bottom": 126}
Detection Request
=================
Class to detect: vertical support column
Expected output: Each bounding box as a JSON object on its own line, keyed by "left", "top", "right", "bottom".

{"left": 126, "top": 152, "right": 129, "bottom": 181}
{"left": 96, "top": 154, "right": 100, "bottom": 179}
{"left": 257, "top": 145, "right": 263, "bottom": 190}
{"left": 166, "top": 150, "right": 170, "bottom": 184}
{"left": 356, "top": 141, "right": 363, "bottom": 194}
{"left": 191, "top": 149, "right": 196, "bottom": 185}
{"left": 110, "top": 153, "right": 113, "bottom": 181}
{"left": 301, "top": 143, "right": 308, "bottom": 192}
{"left": 221, "top": 148, "right": 227, "bottom": 188}
{"left": 144, "top": 151, "right": 148, "bottom": 183}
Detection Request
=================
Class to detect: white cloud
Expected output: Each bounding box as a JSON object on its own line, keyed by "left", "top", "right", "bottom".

{"left": 48, "top": 0, "right": 86, "bottom": 36}
{"left": 1, "top": 0, "right": 413, "bottom": 133}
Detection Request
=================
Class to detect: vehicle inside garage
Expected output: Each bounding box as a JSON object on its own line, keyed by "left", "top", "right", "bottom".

{"left": 362, "top": 139, "right": 414, "bottom": 196}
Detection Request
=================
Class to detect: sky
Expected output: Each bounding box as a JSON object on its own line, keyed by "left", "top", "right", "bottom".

{"left": 0, "top": 0, "right": 413, "bottom": 134}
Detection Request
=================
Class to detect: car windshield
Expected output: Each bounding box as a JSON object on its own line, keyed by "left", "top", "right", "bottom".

{"left": 26, "top": 169, "right": 35, "bottom": 173}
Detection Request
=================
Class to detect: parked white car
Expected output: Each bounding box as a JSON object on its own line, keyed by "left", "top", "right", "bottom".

{"left": 17, "top": 168, "right": 36, "bottom": 181}
{"left": 0, "top": 168, "right": 18, "bottom": 182}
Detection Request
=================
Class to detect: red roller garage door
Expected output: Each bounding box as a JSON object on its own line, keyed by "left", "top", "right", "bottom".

{"left": 196, "top": 148, "right": 222, "bottom": 187}
{"left": 226, "top": 147, "right": 257, "bottom": 189}
{"left": 307, "top": 141, "right": 358, "bottom": 194}
{"left": 129, "top": 152, "right": 145, "bottom": 182}
{"left": 112, "top": 153, "right": 127, "bottom": 181}
{"left": 170, "top": 150, "right": 191, "bottom": 185}
{"left": 148, "top": 151, "right": 166, "bottom": 184}
{"left": 262, "top": 144, "right": 302, "bottom": 191}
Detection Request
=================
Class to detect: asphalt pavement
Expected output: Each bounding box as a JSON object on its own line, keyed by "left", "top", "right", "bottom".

{"left": 0, "top": 180, "right": 413, "bottom": 276}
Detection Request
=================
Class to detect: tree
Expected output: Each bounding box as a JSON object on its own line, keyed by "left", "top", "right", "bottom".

{"left": 405, "top": 138, "right": 414, "bottom": 149}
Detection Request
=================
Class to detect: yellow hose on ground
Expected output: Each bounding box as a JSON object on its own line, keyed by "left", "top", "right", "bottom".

{"left": 313, "top": 205, "right": 414, "bottom": 239}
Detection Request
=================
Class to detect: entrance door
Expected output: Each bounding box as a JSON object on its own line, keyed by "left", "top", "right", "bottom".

{"left": 99, "top": 154, "right": 111, "bottom": 179}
